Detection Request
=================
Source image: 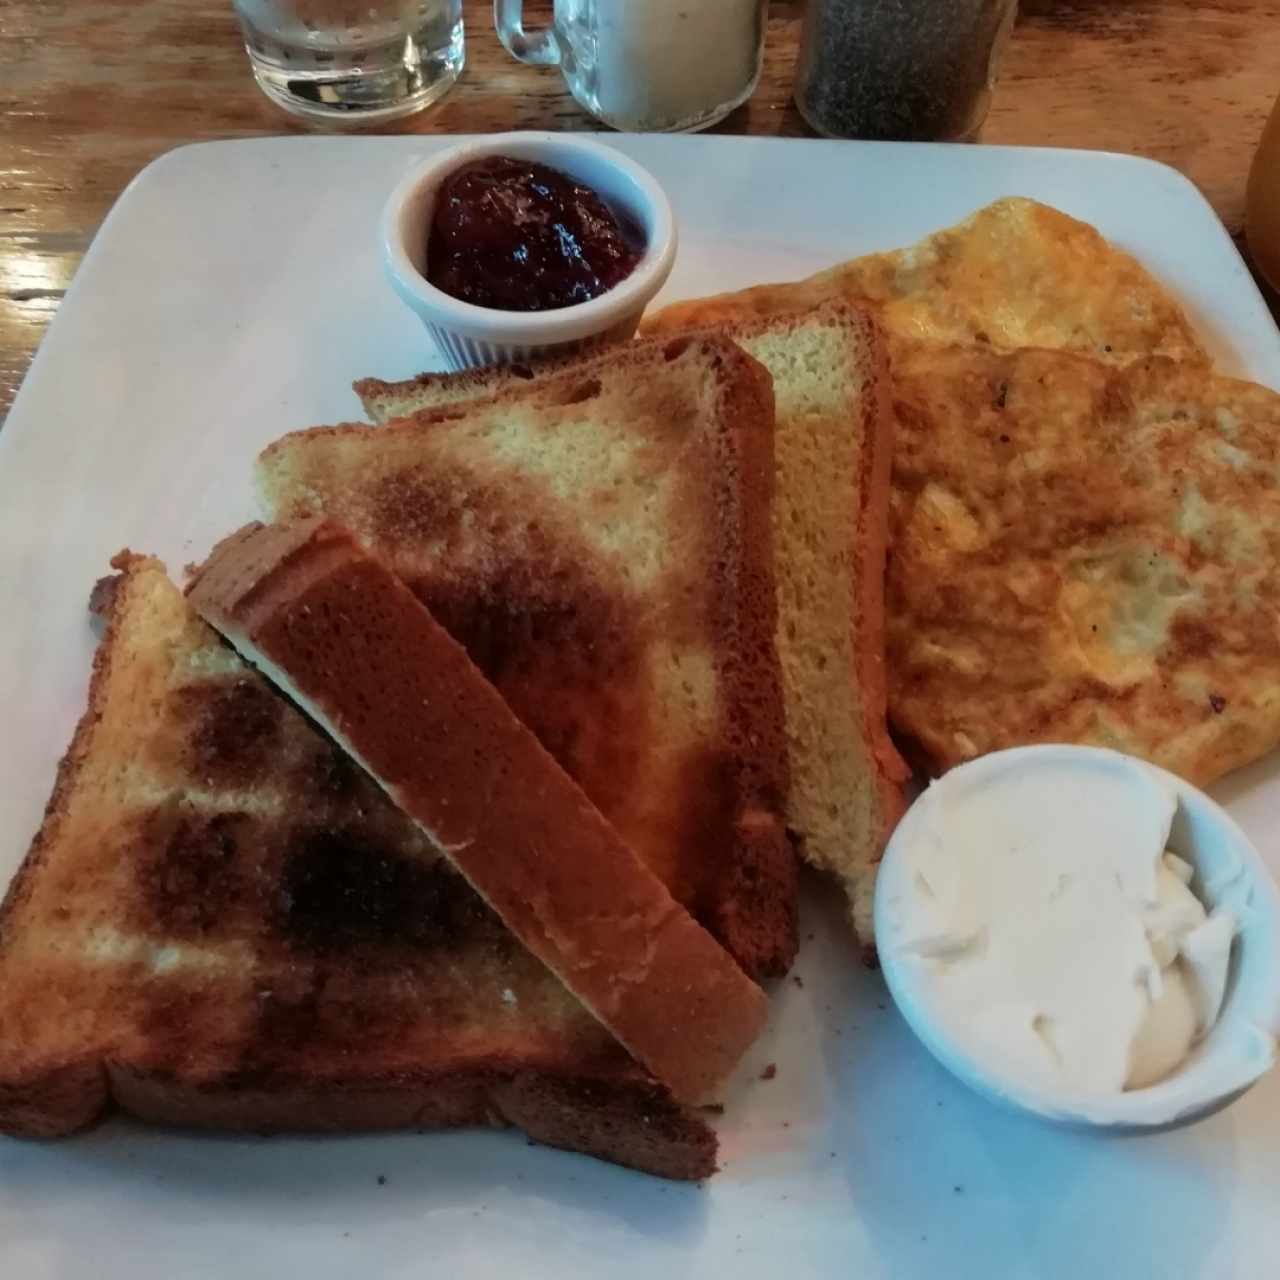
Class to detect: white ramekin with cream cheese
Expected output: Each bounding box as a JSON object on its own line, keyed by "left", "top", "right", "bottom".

{"left": 874, "top": 745, "right": 1280, "bottom": 1130}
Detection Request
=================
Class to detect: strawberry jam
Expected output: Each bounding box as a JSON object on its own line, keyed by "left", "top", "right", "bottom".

{"left": 426, "top": 156, "right": 644, "bottom": 311}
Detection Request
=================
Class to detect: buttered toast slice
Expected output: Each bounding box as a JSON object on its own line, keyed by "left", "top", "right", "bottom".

{"left": 0, "top": 555, "right": 722, "bottom": 1177}
{"left": 355, "top": 309, "right": 909, "bottom": 949}
{"left": 188, "top": 520, "right": 768, "bottom": 1106}
{"left": 260, "top": 335, "right": 796, "bottom": 979}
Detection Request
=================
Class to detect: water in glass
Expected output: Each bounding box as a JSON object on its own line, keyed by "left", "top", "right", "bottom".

{"left": 234, "top": 0, "right": 464, "bottom": 123}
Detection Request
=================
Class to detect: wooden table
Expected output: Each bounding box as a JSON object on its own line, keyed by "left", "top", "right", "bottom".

{"left": 2, "top": 0, "right": 1278, "bottom": 421}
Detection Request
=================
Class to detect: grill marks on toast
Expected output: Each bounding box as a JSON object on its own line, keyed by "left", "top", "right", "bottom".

{"left": 178, "top": 678, "right": 284, "bottom": 789}
{"left": 362, "top": 467, "right": 676, "bottom": 885}
{"left": 117, "top": 609, "right": 526, "bottom": 978}
{"left": 6, "top": 560, "right": 728, "bottom": 1173}
{"left": 364, "top": 454, "right": 657, "bottom": 801}
{"left": 423, "top": 572, "right": 658, "bottom": 842}
{"left": 137, "top": 806, "right": 260, "bottom": 938}
{"left": 278, "top": 831, "right": 504, "bottom": 954}
{"left": 124, "top": 648, "right": 446, "bottom": 948}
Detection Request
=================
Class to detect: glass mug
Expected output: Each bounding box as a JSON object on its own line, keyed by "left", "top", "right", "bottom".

{"left": 495, "top": 0, "right": 768, "bottom": 133}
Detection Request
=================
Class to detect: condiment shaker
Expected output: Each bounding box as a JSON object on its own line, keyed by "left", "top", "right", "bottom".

{"left": 496, "top": 0, "right": 768, "bottom": 133}
{"left": 794, "top": 0, "right": 1018, "bottom": 142}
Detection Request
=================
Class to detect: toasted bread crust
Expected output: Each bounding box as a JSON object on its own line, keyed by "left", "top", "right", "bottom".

{"left": 108, "top": 1063, "right": 717, "bottom": 1180}
{"left": 0, "top": 554, "right": 158, "bottom": 1137}
{"left": 5, "top": 1055, "right": 715, "bottom": 1180}
{"left": 188, "top": 520, "right": 768, "bottom": 1105}
{"left": 266, "top": 335, "right": 797, "bottom": 979}
{"left": 354, "top": 337, "right": 671, "bottom": 425}
{"left": 847, "top": 319, "right": 908, "bottom": 795}
{"left": 356, "top": 360, "right": 569, "bottom": 424}
{"left": 0, "top": 555, "right": 149, "bottom": 937}
{"left": 689, "top": 342, "right": 798, "bottom": 961}
{"left": 842, "top": 315, "right": 911, "bottom": 947}
{"left": 0, "top": 1059, "right": 108, "bottom": 1139}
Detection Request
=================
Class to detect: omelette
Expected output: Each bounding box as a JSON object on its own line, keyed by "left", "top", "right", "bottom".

{"left": 886, "top": 341, "right": 1280, "bottom": 786}
{"left": 644, "top": 197, "right": 1207, "bottom": 364}
{"left": 646, "top": 197, "right": 1280, "bottom": 790}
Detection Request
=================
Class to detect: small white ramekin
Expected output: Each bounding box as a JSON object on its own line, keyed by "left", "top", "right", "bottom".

{"left": 381, "top": 132, "right": 677, "bottom": 371}
{"left": 874, "top": 745, "right": 1280, "bottom": 1131}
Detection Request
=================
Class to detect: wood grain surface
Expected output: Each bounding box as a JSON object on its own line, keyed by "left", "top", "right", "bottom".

{"left": 2, "top": 0, "right": 1279, "bottom": 422}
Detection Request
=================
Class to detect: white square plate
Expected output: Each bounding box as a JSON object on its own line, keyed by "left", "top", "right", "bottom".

{"left": 2, "top": 136, "right": 1279, "bottom": 1280}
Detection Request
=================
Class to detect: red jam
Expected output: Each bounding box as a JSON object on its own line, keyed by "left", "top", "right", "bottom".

{"left": 426, "top": 156, "right": 645, "bottom": 311}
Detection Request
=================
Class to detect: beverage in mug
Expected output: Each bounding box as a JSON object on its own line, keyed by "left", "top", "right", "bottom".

{"left": 496, "top": 0, "right": 767, "bottom": 133}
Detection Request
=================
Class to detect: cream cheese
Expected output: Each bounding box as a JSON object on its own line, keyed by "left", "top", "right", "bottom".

{"left": 877, "top": 754, "right": 1238, "bottom": 1095}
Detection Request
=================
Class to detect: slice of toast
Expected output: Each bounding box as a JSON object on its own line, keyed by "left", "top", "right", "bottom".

{"left": 696, "top": 305, "right": 910, "bottom": 947}
{"left": 260, "top": 335, "right": 797, "bottom": 979}
{"left": 0, "top": 555, "right": 721, "bottom": 1178}
{"left": 353, "top": 308, "right": 909, "bottom": 948}
{"left": 188, "top": 519, "right": 768, "bottom": 1106}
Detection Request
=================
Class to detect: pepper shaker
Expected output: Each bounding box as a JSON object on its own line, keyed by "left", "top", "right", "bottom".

{"left": 794, "top": 0, "right": 1019, "bottom": 142}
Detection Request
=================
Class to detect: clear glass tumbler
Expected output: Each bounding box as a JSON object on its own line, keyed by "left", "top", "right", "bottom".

{"left": 233, "top": 0, "right": 465, "bottom": 124}
{"left": 496, "top": 0, "right": 767, "bottom": 133}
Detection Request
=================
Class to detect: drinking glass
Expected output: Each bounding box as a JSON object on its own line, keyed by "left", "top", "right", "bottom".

{"left": 233, "top": 0, "right": 465, "bottom": 124}
{"left": 495, "top": 0, "right": 768, "bottom": 133}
